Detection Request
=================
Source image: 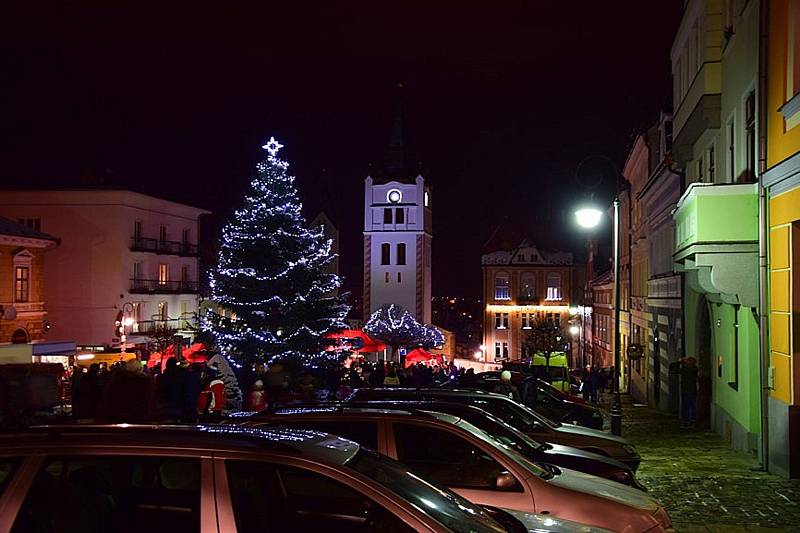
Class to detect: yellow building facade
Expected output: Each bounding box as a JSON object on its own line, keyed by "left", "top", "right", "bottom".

{"left": 764, "top": 0, "right": 800, "bottom": 478}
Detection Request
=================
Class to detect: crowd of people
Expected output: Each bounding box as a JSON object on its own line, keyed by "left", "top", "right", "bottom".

{"left": 70, "top": 358, "right": 229, "bottom": 423}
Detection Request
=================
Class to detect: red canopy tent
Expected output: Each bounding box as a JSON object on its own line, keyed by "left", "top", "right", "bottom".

{"left": 404, "top": 348, "right": 444, "bottom": 368}
{"left": 324, "top": 330, "right": 386, "bottom": 353}
{"left": 146, "top": 342, "right": 209, "bottom": 371}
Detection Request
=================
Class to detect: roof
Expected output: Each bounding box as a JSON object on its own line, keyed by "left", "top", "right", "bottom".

{"left": 0, "top": 215, "right": 59, "bottom": 243}
{"left": 481, "top": 239, "right": 573, "bottom": 266}
{"left": 0, "top": 424, "right": 360, "bottom": 465}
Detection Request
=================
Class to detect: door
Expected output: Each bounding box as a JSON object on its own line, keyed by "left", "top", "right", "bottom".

{"left": 7, "top": 454, "right": 213, "bottom": 533}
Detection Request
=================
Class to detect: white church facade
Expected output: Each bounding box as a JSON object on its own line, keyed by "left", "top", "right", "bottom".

{"left": 363, "top": 175, "right": 432, "bottom": 324}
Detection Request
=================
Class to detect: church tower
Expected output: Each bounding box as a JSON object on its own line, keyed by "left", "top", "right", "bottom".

{"left": 363, "top": 104, "right": 432, "bottom": 323}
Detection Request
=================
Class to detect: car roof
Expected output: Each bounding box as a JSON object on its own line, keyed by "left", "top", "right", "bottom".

{"left": 0, "top": 424, "right": 361, "bottom": 465}
{"left": 350, "top": 387, "right": 511, "bottom": 399}
{"left": 268, "top": 405, "right": 464, "bottom": 426}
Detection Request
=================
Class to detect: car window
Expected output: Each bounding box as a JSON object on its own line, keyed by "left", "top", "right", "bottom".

{"left": 278, "top": 420, "right": 378, "bottom": 449}
{"left": 225, "top": 460, "right": 414, "bottom": 533}
{"left": 0, "top": 458, "right": 21, "bottom": 497}
{"left": 11, "top": 455, "right": 200, "bottom": 533}
{"left": 393, "top": 423, "right": 520, "bottom": 491}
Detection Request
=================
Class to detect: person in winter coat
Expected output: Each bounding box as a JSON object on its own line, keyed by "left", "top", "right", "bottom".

{"left": 197, "top": 368, "right": 225, "bottom": 419}
{"left": 492, "top": 370, "right": 520, "bottom": 401}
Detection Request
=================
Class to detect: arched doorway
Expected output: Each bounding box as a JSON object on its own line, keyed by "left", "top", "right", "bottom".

{"left": 695, "top": 295, "right": 713, "bottom": 427}
{"left": 11, "top": 328, "right": 29, "bottom": 344}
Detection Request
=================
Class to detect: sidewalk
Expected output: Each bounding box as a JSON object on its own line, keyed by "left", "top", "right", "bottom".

{"left": 616, "top": 396, "right": 800, "bottom": 532}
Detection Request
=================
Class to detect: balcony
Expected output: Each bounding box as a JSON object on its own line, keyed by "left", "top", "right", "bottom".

{"left": 134, "top": 317, "right": 195, "bottom": 334}
{"left": 130, "top": 278, "right": 200, "bottom": 294}
{"left": 673, "top": 182, "right": 759, "bottom": 307}
{"left": 672, "top": 62, "right": 721, "bottom": 164}
{"left": 131, "top": 237, "right": 199, "bottom": 257}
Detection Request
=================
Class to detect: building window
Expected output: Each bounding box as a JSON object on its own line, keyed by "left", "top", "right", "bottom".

{"left": 182, "top": 228, "right": 191, "bottom": 247}
{"left": 181, "top": 264, "right": 190, "bottom": 285}
{"left": 385, "top": 272, "right": 389, "bottom": 283}
{"left": 14, "top": 266, "right": 29, "bottom": 302}
{"left": 395, "top": 208, "right": 404, "bottom": 224}
{"left": 158, "top": 263, "right": 169, "bottom": 285}
{"left": 18, "top": 218, "right": 41, "bottom": 232}
{"left": 520, "top": 272, "right": 536, "bottom": 300}
{"left": 157, "top": 301, "right": 168, "bottom": 321}
{"left": 502, "top": 342, "right": 509, "bottom": 359}
{"left": 728, "top": 118, "right": 736, "bottom": 182}
{"left": 383, "top": 208, "right": 392, "bottom": 224}
{"left": 745, "top": 92, "right": 756, "bottom": 179}
{"left": 708, "top": 144, "right": 716, "bottom": 182}
{"left": 381, "top": 243, "right": 390, "bottom": 265}
{"left": 159, "top": 225, "right": 167, "bottom": 243}
{"left": 397, "top": 272, "right": 402, "bottom": 283}
{"left": 133, "top": 262, "right": 143, "bottom": 284}
{"left": 424, "top": 191, "right": 429, "bottom": 207}
{"left": 546, "top": 272, "right": 562, "bottom": 301}
{"left": 697, "top": 155, "right": 704, "bottom": 183}
{"left": 180, "top": 301, "right": 189, "bottom": 329}
{"left": 494, "top": 312, "right": 509, "bottom": 330}
{"left": 494, "top": 272, "right": 510, "bottom": 300}
{"left": 521, "top": 313, "right": 532, "bottom": 329}
{"left": 134, "top": 220, "right": 143, "bottom": 242}
{"left": 397, "top": 243, "right": 406, "bottom": 265}
{"left": 495, "top": 342, "right": 501, "bottom": 358}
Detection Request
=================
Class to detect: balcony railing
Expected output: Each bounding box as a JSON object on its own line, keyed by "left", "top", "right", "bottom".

{"left": 135, "top": 317, "right": 195, "bottom": 334}
{"left": 131, "top": 237, "right": 199, "bottom": 256}
{"left": 130, "top": 278, "right": 200, "bottom": 294}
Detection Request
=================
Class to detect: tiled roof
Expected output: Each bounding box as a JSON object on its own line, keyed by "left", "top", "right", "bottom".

{"left": 0, "top": 216, "right": 58, "bottom": 242}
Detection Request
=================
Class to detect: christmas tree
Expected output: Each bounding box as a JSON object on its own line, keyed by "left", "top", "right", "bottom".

{"left": 364, "top": 304, "right": 444, "bottom": 362}
{"left": 206, "top": 137, "right": 349, "bottom": 365}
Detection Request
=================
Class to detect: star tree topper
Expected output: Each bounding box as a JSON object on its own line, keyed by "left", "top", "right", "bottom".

{"left": 262, "top": 136, "right": 284, "bottom": 157}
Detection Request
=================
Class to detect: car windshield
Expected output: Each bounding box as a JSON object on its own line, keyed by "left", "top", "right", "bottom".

{"left": 346, "top": 448, "right": 507, "bottom": 533}
{"left": 441, "top": 415, "right": 551, "bottom": 479}
{"left": 469, "top": 397, "right": 562, "bottom": 431}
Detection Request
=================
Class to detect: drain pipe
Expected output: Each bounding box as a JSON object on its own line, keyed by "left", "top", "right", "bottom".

{"left": 757, "top": 0, "right": 770, "bottom": 472}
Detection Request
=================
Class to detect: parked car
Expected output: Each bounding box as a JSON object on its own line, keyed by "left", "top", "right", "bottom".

{"left": 242, "top": 406, "right": 672, "bottom": 532}
{"left": 0, "top": 424, "right": 609, "bottom": 533}
{"left": 444, "top": 371, "right": 606, "bottom": 429}
{"left": 347, "top": 388, "right": 641, "bottom": 470}
{"left": 345, "top": 399, "right": 645, "bottom": 490}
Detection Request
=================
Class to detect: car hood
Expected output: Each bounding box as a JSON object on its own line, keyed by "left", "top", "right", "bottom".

{"left": 502, "top": 509, "right": 612, "bottom": 533}
{"left": 545, "top": 467, "right": 658, "bottom": 511}
{"left": 543, "top": 443, "right": 630, "bottom": 470}
{"left": 556, "top": 423, "right": 630, "bottom": 445}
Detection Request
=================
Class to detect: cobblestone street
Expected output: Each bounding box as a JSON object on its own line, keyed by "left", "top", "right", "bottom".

{"left": 619, "top": 398, "right": 800, "bottom": 532}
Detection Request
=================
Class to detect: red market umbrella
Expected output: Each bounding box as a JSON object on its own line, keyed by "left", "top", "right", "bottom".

{"left": 404, "top": 348, "right": 443, "bottom": 367}
{"left": 325, "top": 330, "right": 386, "bottom": 353}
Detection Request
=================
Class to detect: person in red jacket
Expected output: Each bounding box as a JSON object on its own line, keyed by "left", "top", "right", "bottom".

{"left": 197, "top": 367, "right": 225, "bottom": 419}
{"left": 248, "top": 379, "right": 267, "bottom": 412}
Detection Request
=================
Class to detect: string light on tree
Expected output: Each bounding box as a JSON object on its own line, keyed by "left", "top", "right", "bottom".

{"left": 205, "top": 137, "right": 350, "bottom": 365}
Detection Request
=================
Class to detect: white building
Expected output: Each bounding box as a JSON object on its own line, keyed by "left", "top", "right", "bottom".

{"left": 0, "top": 189, "right": 210, "bottom": 347}
{"left": 363, "top": 175, "right": 432, "bottom": 323}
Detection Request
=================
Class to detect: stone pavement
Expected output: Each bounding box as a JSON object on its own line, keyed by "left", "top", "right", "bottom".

{"left": 615, "top": 397, "right": 800, "bottom": 532}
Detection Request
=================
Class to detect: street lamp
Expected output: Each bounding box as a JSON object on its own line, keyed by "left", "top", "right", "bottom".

{"left": 574, "top": 199, "right": 623, "bottom": 435}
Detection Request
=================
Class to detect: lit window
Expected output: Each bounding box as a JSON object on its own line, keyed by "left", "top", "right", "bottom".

{"left": 158, "top": 301, "right": 168, "bottom": 321}
{"left": 494, "top": 272, "right": 510, "bottom": 300}
{"left": 494, "top": 312, "right": 509, "bottom": 329}
{"left": 546, "top": 273, "right": 562, "bottom": 301}
{"left": 14, "top": 266, "right": 29, "bottom": 302}
{"left": 424, "top": 191, "right": 429, "bottom": 207}
{"left": 158, "top": 264, "right": 169, "bottom": 285}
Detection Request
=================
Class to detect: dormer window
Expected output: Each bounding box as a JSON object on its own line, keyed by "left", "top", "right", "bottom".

{"left": 518, "top": 254, "right": 525, "bottom": 262}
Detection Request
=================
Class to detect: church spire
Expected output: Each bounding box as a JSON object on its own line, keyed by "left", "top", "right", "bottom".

{"left": 382, "top": 83, "right": 417, "bottom": 178}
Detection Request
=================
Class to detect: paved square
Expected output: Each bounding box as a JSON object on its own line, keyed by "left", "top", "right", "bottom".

{"left": 620, "top": 400, "right": 800, "bottom": 532}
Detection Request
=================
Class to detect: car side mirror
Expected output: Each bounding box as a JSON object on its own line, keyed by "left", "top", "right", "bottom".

{"left": 494, "top": 471, "right": 518, "bottom": 490}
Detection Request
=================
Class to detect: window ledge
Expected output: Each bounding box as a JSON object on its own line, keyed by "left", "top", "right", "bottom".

{"left": 779, "top": 93, "right": 800, "bottom": 122}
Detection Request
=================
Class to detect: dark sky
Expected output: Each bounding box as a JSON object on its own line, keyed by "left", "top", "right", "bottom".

{"left": 0, "top": 2, "right": 682, "bottom": 300}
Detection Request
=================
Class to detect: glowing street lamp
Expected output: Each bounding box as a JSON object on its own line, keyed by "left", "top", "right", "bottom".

{"left": 569, "top": 325, "right": 580, "bottom": 335}
{"left": 575, "top": 207, "right": 603, "bottom": 229}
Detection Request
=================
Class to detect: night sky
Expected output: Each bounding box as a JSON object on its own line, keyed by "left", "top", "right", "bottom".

{"left": 0, "top": 2, "right": 682, "bottom": 300}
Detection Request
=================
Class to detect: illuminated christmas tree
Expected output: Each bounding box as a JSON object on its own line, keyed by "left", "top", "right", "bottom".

{"left": 206, "top": 138, "right": 349, "bottom": 365}
{"left": 364, "top": 304, "right": 444, "bottom": 362}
